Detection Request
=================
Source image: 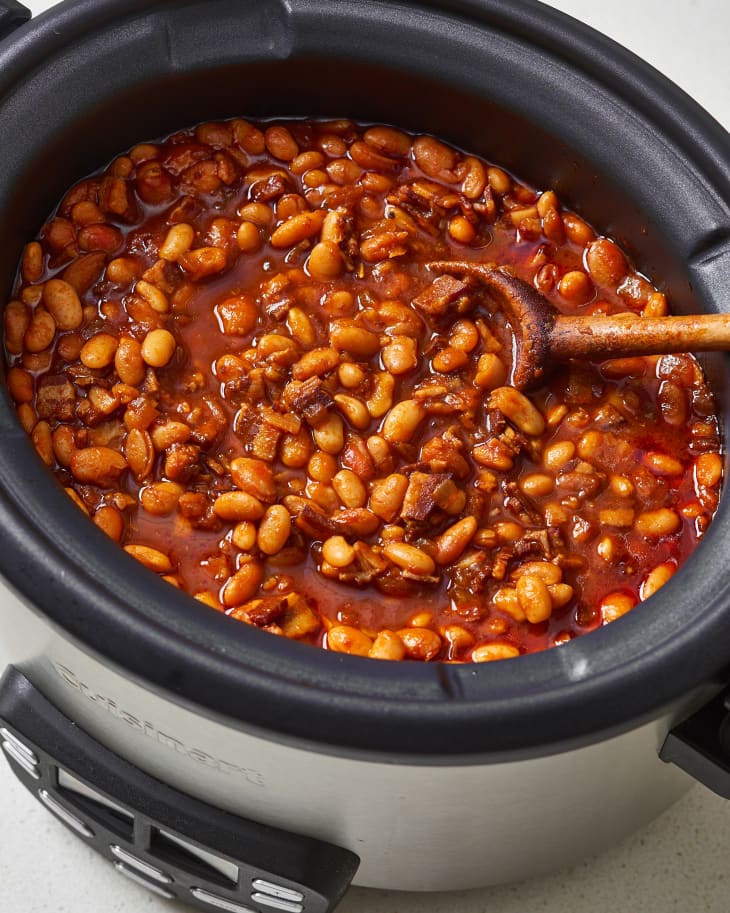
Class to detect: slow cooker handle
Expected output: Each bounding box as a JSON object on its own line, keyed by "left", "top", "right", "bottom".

{"left": 660, "top": 688, "right": 730, "bottom": 797}
{"left": 0, "top": 0, "right": 30, "bottom": 41}
{"left": 0, "top": 666, "right": 359, "bottom": 913}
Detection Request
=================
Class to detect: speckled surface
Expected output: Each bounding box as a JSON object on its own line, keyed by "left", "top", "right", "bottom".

{"left": 2, "top": 0, "right": 730, "bottom": 910}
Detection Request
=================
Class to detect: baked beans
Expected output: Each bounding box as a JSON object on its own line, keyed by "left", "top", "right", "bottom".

{"left": 3, "top": 117, "right": 723, "bottom": 662}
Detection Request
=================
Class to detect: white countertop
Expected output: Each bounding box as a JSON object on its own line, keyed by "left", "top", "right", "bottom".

{"left": 2, "top": 1, "right": 730, "bottom": 911}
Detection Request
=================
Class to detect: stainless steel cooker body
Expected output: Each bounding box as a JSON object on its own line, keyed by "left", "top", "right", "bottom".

{"left": 0, "top": 596, "right": 702, "bottom": 891}
{"left": 1, "top": 0, "right": 730, "bottom": 908}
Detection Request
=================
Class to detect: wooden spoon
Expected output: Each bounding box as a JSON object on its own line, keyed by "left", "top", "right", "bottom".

{"left": 427, "top": 260, "right": 730, "bottom": 389}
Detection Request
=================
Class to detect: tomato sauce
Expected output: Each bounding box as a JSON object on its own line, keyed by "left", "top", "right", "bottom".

{"left": 4, "top": 117, "right": 722, "bottom": 663}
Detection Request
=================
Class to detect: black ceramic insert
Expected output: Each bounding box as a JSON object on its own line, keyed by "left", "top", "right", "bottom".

{"left": 0, "top": 0, "right": 729, "bottom": 760}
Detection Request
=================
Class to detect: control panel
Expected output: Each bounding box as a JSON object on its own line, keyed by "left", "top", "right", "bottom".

{"left": 0, "top": 667, "right": 358, "bottom": 913}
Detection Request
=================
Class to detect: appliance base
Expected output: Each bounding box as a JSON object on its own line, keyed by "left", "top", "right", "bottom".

{"left": 0, "top": 666, "right": 359, "bottom": 913}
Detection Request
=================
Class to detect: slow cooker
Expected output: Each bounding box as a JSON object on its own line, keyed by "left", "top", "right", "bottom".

{"left": 2, "top": 1, "right": 730, "bottom": 911}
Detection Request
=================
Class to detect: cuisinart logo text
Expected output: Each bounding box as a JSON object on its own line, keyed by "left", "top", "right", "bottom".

{"left": 53, "top": 663, "right": 265, "bottom": 787}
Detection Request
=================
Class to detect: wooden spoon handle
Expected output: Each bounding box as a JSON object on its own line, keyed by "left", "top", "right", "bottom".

{"left": 550, "top": 313, "right": 730, "bottom": 360}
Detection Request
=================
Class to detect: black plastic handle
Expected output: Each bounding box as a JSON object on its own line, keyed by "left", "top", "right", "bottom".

{"left": 660, "top": 687, "right": 730, "bottom": 798}
{"left": 0, "top": 666, "right": 359, "bottom": 912}
{"left": 0, "top": 0, "right": 30, "bottom": 41}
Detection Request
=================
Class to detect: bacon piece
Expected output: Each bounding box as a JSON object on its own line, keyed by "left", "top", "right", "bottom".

{"left": 291, "top": 503, "right": 380, "bottom": 540}
{"left": 336, "top": 541, "right": 389, "bottom": 586}
{"left": 141, "top": 257, "right": 183, "bottom": 294}
{"left": 386, "top": 180, "right": 459, "bottom": 234}
{"left": 400, "top": 471, "right": 453, "bottom": 521}
{"left": 502, "top": 480, "right": 542, "bottom": 526}
{"left": 412, "top": 274, "right": 471, "bottom": 316}
{"left": 292, "top": 503, "right": 335, "bottom": 539}
{"left": 282, "top": 376, "right": 334, "bottom": 426}
{"left": 249, "top": 172, "right": 292, "bottom": 202}
{"left": 235, "top": 594, "right": 289, "bottom": 626}
{"left": 164, "top": 443, "right": 202, "bottom": 483}
{"left": 36, "top": 375, "right": 76, "bottom": 421}
{"left": 420, "top": 433, "right": 470, "bottom": 479}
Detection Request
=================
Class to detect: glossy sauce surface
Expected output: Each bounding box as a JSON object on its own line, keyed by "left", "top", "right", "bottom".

{"left": 4, "top": 118, "right": 722, "bottom": 662}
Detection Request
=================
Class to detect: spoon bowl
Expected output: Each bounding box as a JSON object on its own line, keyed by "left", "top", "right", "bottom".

{"left": 428, "top": 260, "right": 730, "bottom": 389}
